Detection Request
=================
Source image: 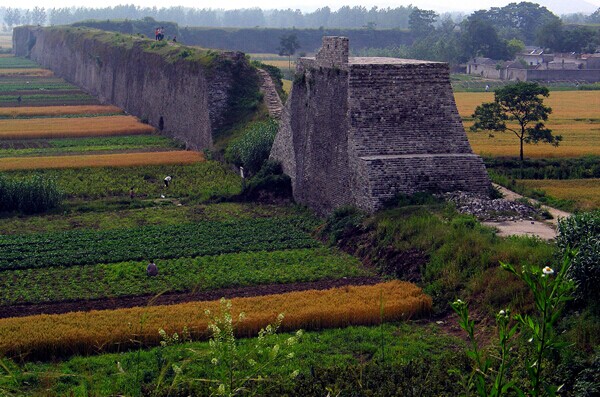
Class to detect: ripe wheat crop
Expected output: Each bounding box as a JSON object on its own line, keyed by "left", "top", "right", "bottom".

{"left": 454, "top": 91, "right": 600, "bottom": 120}
{"left": 0, "top": 105, "right": 123, "bottom": 118}
{"left": 465, "top": 121, "right": 600, "bottom": 158}
{"left": 0, "top": 68, "right": 53, "bottom": 77}
{"left": 0, "top": 281, "right": 432, "bottom": 359}
{"left": 0, "top": 115, "right": 154, "bottom": 139}
{"left": 0, "top": 150, "right": 204, "bottom": 171}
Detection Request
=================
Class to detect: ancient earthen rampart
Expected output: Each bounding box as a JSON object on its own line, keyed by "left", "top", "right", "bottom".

{"left": 271, "top": 37, "right": 491, "bottom": 214}
{"left": 12, "top": 26, "right": 259, "bottom": 150}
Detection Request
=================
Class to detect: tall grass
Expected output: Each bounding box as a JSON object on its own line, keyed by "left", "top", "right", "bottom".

{"left": 0, "top": 175, "right": 62, "bottom": 214}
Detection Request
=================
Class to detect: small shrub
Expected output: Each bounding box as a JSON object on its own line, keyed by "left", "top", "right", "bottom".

{"left": 225, "top": 119, "right": 278, "bottom": 176}
{"left": 556, "top": 210, "right": 600, "bottom": 304}
{"left": 243, "top": 160, "right": 292, "bottom": 200}
{"left": 0, "top": 175, "right": 62, "bottom": 214}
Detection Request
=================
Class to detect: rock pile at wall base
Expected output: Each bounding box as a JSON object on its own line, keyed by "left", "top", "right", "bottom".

{"left": 271, "top": 36, "right": 491, "bottom": 215}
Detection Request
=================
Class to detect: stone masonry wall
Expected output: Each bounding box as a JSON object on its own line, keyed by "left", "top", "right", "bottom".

{"left": 272, "top": 36, "right": 491, "bottom": 215}
{"left": 13, "top": 26, "right": 259, "bottom": 150}
{"left": 270, "top": 67, "right": 353, "bottom": 213}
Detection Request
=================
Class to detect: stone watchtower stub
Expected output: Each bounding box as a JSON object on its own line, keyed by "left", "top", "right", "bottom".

{"left": 271, "top": 36, "right": 491, "bottom": 215}
{"left": 315, "top": 36, "right": 349, "bottom": 69}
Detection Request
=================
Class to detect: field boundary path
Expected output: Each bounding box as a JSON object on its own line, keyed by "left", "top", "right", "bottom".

{"left": 257, "top": 68, "right": 283, "bottom": 119}
{"left": 483, "top": 183, "right": 572, "bottom": 240}
{"left": 0, "top": 277, "right": 382, "bottom": 319}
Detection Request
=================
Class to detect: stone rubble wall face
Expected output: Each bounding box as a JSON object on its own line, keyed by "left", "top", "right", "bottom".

{"left": 271, "top": 67, "right": 353, "bottom": 215}
{"left": 13, "top": 27, "right": 254, "bottom": 150}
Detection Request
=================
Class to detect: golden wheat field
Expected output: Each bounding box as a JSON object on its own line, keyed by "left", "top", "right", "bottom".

{"left": 464, "top": 121, "right": 600, "bottom": 158}
{"left": 0, "top": 281, "right": 431, "bottom": 358}
{"left": 520, "top": 179, "right": 600, "bottom": 210}
{"left": 0, "top": 68, "right": 53, "bottom": 77}
{"left": 0, "top": 105, "right": 123, "bottom": 117}
{"left": 454, "top": 91, "right": 600, "bottom": 120}
{"left": 262, "top": 59, "right": 295, "bottom": 69}
{"left": 0, "top": 115, "right": 154, "bottom": 139}
{"left": 0, "top": 150, "right": 204, "bottom": 170}
{"left": 0, "top": 35, "right": 11, "bottom": 49}
{"left": 455, "top": 91, "right": 600, "bottom": 158}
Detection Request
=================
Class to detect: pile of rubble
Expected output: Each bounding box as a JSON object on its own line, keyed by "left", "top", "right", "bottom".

{"left": 442, "top": 191, "right": 541, "bottom": 222}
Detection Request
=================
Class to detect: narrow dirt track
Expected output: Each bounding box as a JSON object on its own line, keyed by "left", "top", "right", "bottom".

{"left": 1, "top": 277, "right": 383, "bottom": 319}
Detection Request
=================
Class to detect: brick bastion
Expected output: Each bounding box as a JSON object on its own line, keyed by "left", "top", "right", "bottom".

{"left": 271, "top": 36, "right": 491, "bottom": 214}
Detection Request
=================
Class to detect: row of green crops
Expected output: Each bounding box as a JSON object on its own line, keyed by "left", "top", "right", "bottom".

{"left": 0, "top": 94, "right": 97, "bottom": 103}
{"left": 0, "top": 57, "right": 39, "bottom": 69}
{"left": 0, "top": 135, "right": 182, "bottom": 157}
{"left": 0, "top": 174, "right": 62, "bottom": 214}
{"left": 5, "top": 162, "right": 242, "bottom": 200}
{"left": 0, "top": 82, "right": 78, "bottom": 92}
{"left": 0, "top": 248, "right": 369, "bottom": 305}
{"left": 0, "top": 216, "right": 320, "bottom": 271}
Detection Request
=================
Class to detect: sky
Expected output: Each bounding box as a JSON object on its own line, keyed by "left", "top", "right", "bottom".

{"left": 10, "top": 0, "right": 600, "bottom": 13}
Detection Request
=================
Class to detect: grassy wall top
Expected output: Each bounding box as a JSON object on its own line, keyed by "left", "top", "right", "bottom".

{"left": 32, "top": 26, "right": 227, "bottom": 68}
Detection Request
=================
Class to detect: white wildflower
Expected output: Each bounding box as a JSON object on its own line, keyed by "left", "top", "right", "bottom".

{"left": 543, "top": 266, "right": 554, "bottom": 275}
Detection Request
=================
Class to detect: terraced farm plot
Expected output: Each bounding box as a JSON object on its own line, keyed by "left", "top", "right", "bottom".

{"left": 0, "top": 150, "right": 204, "bottom": 170}
{"left": 5, "top": 162, "right": 241, "bottom": 199}
{"left": 0, "top": 35, "right": 11, "bottom": 49}
{"left": 0, "top": 217, "right": 319, "bottom": 271}
{"left": 0, "top": 202, "right": 306, "bottom": 235}
{"left": 0, "top": 56, "right": 40, "bottom": 69}
{"left": 455, "top": 91, "right": 600, "bottom": 158}
{"left": 0, "top": 68, "right": 53, "bottom": 77}
{"left": 0, "top": 135, "right": 179, "bottom": 157}
{"left": 0, "top": 115, "right": 154, "bottom": 139}
{"left": 0, "top": 104, "right": 123, "bottom": 118}
{"left": 0, "top": 248, "right": 370, "bottom": 306}
{"left": 520, "top": 179, "right": 600, "bottom": 210}
{"left": 0, "top": 281, "right": 431, "bottom": 358}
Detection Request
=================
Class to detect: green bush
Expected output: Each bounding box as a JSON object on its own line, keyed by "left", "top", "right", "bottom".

{"left": 243, "top": 160, "right": 292, "bottom": 200}
{"left": 225, "top": 119, "right": 279, "bottom": 176}
{"left": 0, "top": 175, "right": 62, "bottom": 214}
{"left": 557, "top": 210, "right": 600, "bottom": 304}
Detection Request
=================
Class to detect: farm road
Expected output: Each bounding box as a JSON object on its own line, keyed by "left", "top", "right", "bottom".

{"left": 483, "top": 184, "right": 572, "bottom": 240}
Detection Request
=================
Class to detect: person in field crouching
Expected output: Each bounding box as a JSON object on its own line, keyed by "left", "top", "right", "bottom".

{"left": 147, "top": 261, "right": 158, "bottom": 276}
{"left": 164, "top": 175, "right": 172, "bottom": 188}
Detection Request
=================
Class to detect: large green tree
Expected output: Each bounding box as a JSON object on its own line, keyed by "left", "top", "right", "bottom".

{"left": 408, "top": 8, "right": 438, "bottom": 37}
{"left": 277, "top": 33, "right": 301, "bottom": 71}
{"left": 471, "top": 82, "right": 562, "bottom": 161}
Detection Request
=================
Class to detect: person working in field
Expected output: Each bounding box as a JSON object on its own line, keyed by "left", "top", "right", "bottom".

{"left": 147, "top": 261, "right": 158, "bottom": 276}
{"left": 164, "top": 175, "right": 172, "bottom": 188}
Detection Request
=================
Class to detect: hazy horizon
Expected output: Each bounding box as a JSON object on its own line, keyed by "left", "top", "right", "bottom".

{"left": 6, "top": 0, "right": 600, "bottom": 14}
